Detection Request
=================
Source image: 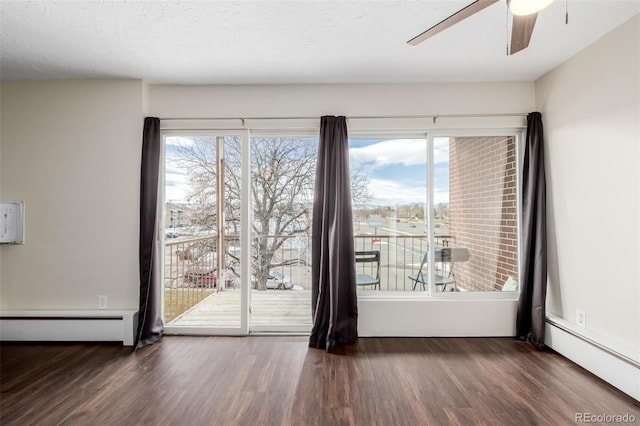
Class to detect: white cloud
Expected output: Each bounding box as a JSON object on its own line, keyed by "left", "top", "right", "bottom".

{"left": 165, "top": 171, "right": 190, "bottom": 202}
{"left": 433, "top": 137, "right": 450, "bottom": 164}
{"left": 166, "top": 136, "right": 195, "bottom": 147}
{"left": 433, "top": 190, "right": 449, "bottom": 205}
{"left": 350, "top": 138, "right": 449, "bottom": 169}
{"left": 164, "top": 157, "right": 190, "bottom": 202}
{"left": 350, "top": 139, "right": 425, "bottom": 169}
{"left": 366, "top": 177, "right": 448, "bottom": 206}
{"left": 368, "top": 178, "right": 425, "bottom": 205}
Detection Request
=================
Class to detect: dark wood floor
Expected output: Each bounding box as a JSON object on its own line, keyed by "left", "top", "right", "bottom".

{"left": 1, "top": 337, "right": 638, "bottom": 426}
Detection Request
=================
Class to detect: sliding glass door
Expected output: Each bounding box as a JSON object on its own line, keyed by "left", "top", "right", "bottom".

{"left": 162, "top": 130, "right": 250, "bottom": 335}
{"left": 248, "top": 135, "right": 318, "bottom": 333}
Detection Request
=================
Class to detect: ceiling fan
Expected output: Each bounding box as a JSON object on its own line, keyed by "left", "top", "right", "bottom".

{"left": 407, "top": 0, "right": 555, "bottom": 55}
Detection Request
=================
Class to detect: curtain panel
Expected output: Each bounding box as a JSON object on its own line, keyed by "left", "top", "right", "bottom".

{"left": 309, "top": 116, "right": 358, "bottom": 352}
{"left": 516, "top": 112, "right": 547, "bottom": 349}
{"left": 135, "top": 117, "right": 164, "bottom": 349}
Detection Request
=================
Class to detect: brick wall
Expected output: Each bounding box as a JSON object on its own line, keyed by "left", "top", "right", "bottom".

{"left": 448, "top": 136, "right": 518, "bottom": 291}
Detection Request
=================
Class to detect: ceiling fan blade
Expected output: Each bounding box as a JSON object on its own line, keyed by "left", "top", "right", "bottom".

{"left": 509, "top": 13, "right": 538, "bottom": 54}
{"left": 407, "top": 0, "right": 500, "bottom": 46}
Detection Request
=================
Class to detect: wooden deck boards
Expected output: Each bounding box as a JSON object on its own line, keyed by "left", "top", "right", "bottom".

{"left": 170, "top": 289, "right": 312, "bottom": 327}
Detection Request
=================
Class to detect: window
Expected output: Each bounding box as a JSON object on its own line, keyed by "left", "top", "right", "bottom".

{"left": 349, "top": 137, "right": 428, "bottom": 291}
{"left": 433, "top": 134, "right": 520, "bottom": 293}
{"left": 349, "top": 132, "right": 521, "bottom": 295}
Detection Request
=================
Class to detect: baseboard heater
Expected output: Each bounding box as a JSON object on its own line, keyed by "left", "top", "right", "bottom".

{"left": 545, "top": 314, "right": 640, "bottom": 401}
{"left": 0, "top": 310, "right": 138, "bottom": 346}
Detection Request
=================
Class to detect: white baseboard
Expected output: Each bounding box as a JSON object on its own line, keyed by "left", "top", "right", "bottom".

{"left": 545, "top": 314, "right": 640, "bottom": 401}
{"left": 0, "top": 310, "right": 138, "bottom": 346}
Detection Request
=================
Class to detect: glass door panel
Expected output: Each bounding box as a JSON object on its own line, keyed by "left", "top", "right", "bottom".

{"left": 249, "top": 136, "right": 317, "bottom": 333}
{"left": 162, "top": 131, "right": 248, "bottom": 334}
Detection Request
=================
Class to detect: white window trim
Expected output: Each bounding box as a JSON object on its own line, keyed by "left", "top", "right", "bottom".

{"left": 352, "top": 128, "right": 524, "bottom": 301}
{"left": 427, "top": 129, "right": 524, "bottom": 299}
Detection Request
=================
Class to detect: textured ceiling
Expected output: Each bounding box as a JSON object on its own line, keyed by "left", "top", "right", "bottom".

{"left": 1, "top": 0, "right": 638, "bottom": 84}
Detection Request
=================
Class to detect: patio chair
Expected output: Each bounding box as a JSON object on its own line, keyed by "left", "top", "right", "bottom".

{"left": 355, "top": 250, "right": 381, "bottom": 290}
{"left": 408, "top": 248, "right": 463, "bottom": 291}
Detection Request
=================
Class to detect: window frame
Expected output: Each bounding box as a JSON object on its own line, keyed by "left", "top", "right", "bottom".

{"left": 161, "top": 124, "right": 524, "bottom": 303}
{"left": 428, "top": 129, "right": 524, "bottom": 299}
{"left": 161, "top": 129, "right": 252, "bottom": 335}
{"left": 351, "top": 128, "right": 524, "bottom": 300}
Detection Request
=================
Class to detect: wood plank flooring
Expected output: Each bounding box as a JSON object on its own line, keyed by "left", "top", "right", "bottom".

{"left": 1, "top": 337, "right": 638, "bottom": 425}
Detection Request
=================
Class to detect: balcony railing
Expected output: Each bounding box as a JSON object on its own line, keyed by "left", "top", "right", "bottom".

{"left": 164, "top": 235, "right": 240, "bottom": 323}
{"left": 163, "top": 233, "right": 455, "bottom": 323}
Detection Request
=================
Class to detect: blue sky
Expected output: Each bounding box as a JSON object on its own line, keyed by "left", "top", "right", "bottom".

{"left": 165, "top": 136, "right": 199, "bottom": 203}
{"left": 349, "top": 138, "right": 450, "bottom": 206}
{"left": 164, "top": 136, "right": 450, "bottom": 206}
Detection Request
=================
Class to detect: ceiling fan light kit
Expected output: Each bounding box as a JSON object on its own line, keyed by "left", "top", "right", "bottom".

{"left": 508, "top": 0, "right": 554, "bottom": 16}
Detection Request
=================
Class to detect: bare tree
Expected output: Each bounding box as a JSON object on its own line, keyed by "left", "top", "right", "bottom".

{"left": 245, "top": 137, "right": 316, "bottom": 289}
{"left": 397, "top": 203, "right": 425, "bottom": 220}
{"left": 350, "top": 170, "right": 374, "bottom": 210}
{"left": 171, "top": 136, "right": 371, "bottom": 290}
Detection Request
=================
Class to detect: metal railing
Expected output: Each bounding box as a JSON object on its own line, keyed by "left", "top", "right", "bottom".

{"left": 164, "top": 235, "right": 239, "bottom": 323}
{"left": 352, "top": 234, "right": 454, "bottom": 291}
{"left": 163, "top": 233, "right": 458, "bottom": 322}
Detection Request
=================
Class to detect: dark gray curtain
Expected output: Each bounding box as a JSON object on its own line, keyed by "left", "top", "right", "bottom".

{"left": 309, "top": 116, "right": 358, "bottom": 352}
{"left": 516, "top": 112, "right": 547, "bottom": 349}
{"left": 135, "top": 117, "right": 164, "bottom": 349}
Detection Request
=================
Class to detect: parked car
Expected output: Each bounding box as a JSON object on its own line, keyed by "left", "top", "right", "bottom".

{"left": 266, "top": 271, "right": 292, "bottom": 289}
{"left": 250, "top": 271, "right": 293, "bottom": 289}
{"left": 184, "top": 266, "right": 217, "bottom": 287}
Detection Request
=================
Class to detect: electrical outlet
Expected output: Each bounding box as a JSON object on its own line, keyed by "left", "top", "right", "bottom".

{"left": 576, "top": 309, "right": 586, "bottom": 328}
{"left": 98, "top": 295, "right": 108, "bottom": 309}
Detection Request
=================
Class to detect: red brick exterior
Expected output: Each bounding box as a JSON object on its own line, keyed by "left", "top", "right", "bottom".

{"left": 448, "top": 136, "right": 518, "bottom": 291}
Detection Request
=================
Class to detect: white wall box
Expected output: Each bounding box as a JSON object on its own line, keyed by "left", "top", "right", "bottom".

{"left": 0, "top": 201, "right": 24, "bottom": 244}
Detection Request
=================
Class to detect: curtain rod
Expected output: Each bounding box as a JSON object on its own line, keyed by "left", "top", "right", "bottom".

{"left": 159, "top": 112, "right": 528, "bottom": 123}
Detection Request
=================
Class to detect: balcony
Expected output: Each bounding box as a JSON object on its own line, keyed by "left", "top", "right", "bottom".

{"left": 164, "top": 233, "right": 468, "bottom": 327}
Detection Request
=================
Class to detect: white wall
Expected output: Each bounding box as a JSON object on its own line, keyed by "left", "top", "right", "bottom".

{"left": 0, "top": 83, "right": 3, "bottom": 290}
{"left": 536, "top": 15, "right": 640, "bottom": 352}
{"left": 0, "top": 80, "right": 144, "bottom": 310}
{"left": 1, "top": 78, "right": 535, "bottom": 336}
{"left": 149, "top": 82, "right": 534, "bottom": 121}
